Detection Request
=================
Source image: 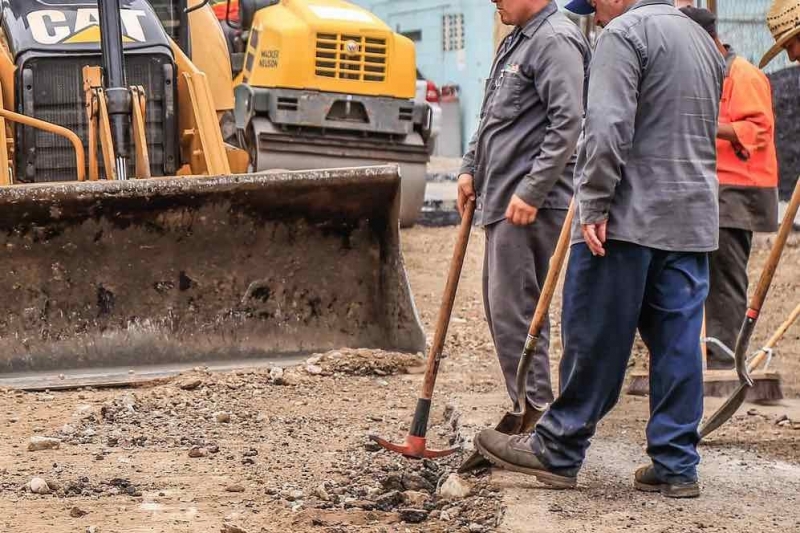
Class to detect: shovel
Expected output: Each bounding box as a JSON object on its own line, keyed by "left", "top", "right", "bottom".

{"left": 369, "top": 199, "right": 476, "bottom": 458}
{"left": 459, "top": 200, "right": 576, "bottom": 473}
{"left": 699, "top": 176, "right": 800, "bottom": 439}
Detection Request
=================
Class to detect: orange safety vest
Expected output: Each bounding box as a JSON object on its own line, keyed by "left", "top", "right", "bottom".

{"left": 212, "top": 0, "right": 239, "bottom": 23}
{"left": 716, "top": 53, "right": 779, "bottom": 232}
{"left": 717, "top": 55, "right": 778, "bottom": 189}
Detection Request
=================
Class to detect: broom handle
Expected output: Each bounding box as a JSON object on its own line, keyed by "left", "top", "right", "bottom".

{"left": 747, "top": 301, "right": 800, "bottom": 372}
{"left": 421, "top": 199, "right": 475, "bottom": 399}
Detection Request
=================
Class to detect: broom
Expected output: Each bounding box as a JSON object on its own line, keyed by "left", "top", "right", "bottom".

{"left": 627, "top": 304, "right": 797, "bottom": 401}
{"left": 702, "top": 301, "right": 798, "bottom": 402}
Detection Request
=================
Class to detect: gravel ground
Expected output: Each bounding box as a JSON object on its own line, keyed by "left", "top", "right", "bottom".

{"left": 0, "top": 227, "right": 798, "bottom": 533}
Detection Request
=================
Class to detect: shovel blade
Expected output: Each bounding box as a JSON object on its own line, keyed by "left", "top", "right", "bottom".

{"left": 699, "top": 383, "right": 749, "bottom": 439}
{"left": 457, "top": 411, "right": 524, "bottom": 473}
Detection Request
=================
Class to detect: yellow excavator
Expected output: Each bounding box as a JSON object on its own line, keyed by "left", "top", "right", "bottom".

{"left": 0, "top": 0, "right": 424, "bottom": 389}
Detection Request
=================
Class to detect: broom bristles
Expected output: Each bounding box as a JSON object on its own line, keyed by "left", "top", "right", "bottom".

{"left": 626, "top": 371, "right": 783, "bottom": 403}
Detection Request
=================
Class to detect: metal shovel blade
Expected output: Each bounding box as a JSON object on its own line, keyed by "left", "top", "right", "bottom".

{"left": 458, "top": 411, "right": 524, "bottom": 473}
{"left": 699, "top": 383, "right": 749, "bottom": 439}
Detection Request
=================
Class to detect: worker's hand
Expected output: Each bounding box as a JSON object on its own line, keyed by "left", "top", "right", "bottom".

{"left": 457, "top": 173, "right": 476, "bottom": 217}
{"left": 582, "top": 220, "right": 608, "bottom": 257}
{"left": 505, "top": 195, "right": 538, "bottom": 226}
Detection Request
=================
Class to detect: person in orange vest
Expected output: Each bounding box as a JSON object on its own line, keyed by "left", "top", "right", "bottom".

{"left": 760, "top": 0, "right": 800, "bottom": 67}
{"left": 681, "top": 6, "right": 779, "bottom": 369}
{"left": 211, "top": 0, "right": 239, "bottom": 23}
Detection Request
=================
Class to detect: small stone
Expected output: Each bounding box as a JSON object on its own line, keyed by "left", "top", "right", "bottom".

{"left": 438, "top": 474, "right": 471, "bottom": 500}
{"left": 282, "top": 489, "right": 304, "bottom": 501}
{"left": 306, "top": 364, "right": 323, "bottom": 376}
{"left": 220, "top": 524, "right": 248, "bottom": 533}
{"left": 364, "top": 440, "right": 381, "bottom": 452}
{"left": 402, "top": 472, "right": 434, "bottom": 493}
{"left": 70, "top": 506, "right": 88, "bottom": 518}
{"left": 747, "top": 408, "right": 758, "bottom": 416}
{"left": 61, "top": 424, "right": 77, "bottom": 436}
{"left": 29, "top": 477, "right": 51, "bottom": 494}
{"left": 242, "top": 448, "right": 258, "bottom": 457}
{"left": 27, "top": 436, "right": 61, "bottom": 452}
{"left": 776, "top": 414, "right": 790, "bottom": 425}
{"left": 468, "top": 523, "right": 484, "bottom": 532}
{"left": 86, "top": 527, "right": 100, "bottom": 533}
{"left": 226, "top": 485, "right": 245, "bottom": 493}
{"left": 398, "top": 508, "right": 428, "bottom": 524}
{"left": 269, "top": 367, "right": 285, "bottom": 385}
{"left": 375, "top": 490, "right": 402, "bottom": 511}
{"left": 382, "top": 474, "right": 404, "bottom": 492}
{"left": 778, "top": 419, "right": 791, "bottom": 427}
{"left": 180, "top": 379, "right": 203, "bottom": 391}
{"left": 188, "top": 446, "right": 208, "bottom": 458}
{"left": 215, "top": 412, "right": 232, "bottom": 424}
{"left": 315, "top": 483, "right": 330, "bottom": 501}
{"left": 402, "top": 490, "right": 429, "bottom": 507}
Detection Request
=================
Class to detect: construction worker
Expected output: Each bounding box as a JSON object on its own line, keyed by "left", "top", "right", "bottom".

{"left": 760, "top": 0, "right": 800, "bottom": 68}
{"left": 475, "top": 0, "right": 724, "bottom": 498}
{"left": 456, "top": 0, "right": 589, "bottom": 428}
{"left": 681, "top": 6, "right": 779, "bottom": 370}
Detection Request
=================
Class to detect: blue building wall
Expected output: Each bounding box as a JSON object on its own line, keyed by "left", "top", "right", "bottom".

{"left": 351, "top": 0, "right": 497, "bottom": 154}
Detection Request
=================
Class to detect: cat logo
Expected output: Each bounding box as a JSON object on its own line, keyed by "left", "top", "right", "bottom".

{"left": 27, "top": 8, "right": 148, "bottom": 45}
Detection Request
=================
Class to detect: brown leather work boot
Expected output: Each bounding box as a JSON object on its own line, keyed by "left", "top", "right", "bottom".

{"left": 634, "top": 465, "right": 700, "bottom": 499}
{"left": 474, "top": 429, "right": 577, "bottom": 489}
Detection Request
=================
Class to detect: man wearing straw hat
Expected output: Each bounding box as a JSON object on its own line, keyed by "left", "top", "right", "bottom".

{"left": 761, "top": 0, "right": 800, "bottom": 68}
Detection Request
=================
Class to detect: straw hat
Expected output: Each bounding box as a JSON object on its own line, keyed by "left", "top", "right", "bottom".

{"left": 760, "top": 0, "right": 800, "bottom": 68}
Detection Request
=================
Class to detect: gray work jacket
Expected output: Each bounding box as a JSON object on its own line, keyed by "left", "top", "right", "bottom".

{"left": 459, "top": 1, "right": 590, "bottom": 227}
{"left": 573, "top": 0, "right": 725, "bottom": 252}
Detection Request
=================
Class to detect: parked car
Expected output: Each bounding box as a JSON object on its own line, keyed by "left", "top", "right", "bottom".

{"left": 415, "top": 70, "right": 443, "bottom": 155}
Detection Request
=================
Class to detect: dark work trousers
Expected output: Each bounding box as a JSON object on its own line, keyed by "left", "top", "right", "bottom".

{"left": 482, "top": 209, "right": 567, "bottom": 409}
{"left": 705, "top": 228, "right": 753, "bottom": 369}
{"left": 530, "top": 241, "right": 708, "bottom": 483}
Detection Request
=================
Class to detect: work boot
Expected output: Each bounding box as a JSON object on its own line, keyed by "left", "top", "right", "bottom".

{"left": 458, "top": 402, "right": 546, "bottom": 474}
{"left": 633, "top": 465, "right": 700, "bottom": 499}
{"left": 474, "top": 429, "right": 577, "bottom": 489}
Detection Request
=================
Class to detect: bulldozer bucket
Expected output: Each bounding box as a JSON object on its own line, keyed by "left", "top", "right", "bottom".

{"left": 0, "top": 165, "right": 425, "bottom": 390}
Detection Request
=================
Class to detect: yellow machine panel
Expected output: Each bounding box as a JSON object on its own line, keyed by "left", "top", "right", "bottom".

{"left": 236, "top": 0, "right": 415, "bottom": 99}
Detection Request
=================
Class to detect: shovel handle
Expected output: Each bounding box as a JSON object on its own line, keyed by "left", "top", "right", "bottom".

{"left": 747, "top": 178, "right": 800, "bottom": 318}
{"left": 514, "top": 200, "right": 576, "bottom": 412}
{"left": 421, "top": 199, "right": 475, "bottom": 400}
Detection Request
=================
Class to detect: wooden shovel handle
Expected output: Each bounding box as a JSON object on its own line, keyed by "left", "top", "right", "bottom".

{"left": 421, "top": 199, "right": 475, "bottom": 399}
{"left": 528, "top": 201, "right": 576, "bottom": 338}
{"left": 748, "top": 178, "right": 800, "bottom": 317}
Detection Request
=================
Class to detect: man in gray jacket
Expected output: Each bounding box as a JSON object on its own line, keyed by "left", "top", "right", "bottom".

{"left": 475, "top": 0, "right": 724, "bottom": 498}
{"left": 457, "top": 0, "right": 589, "bottom": 431}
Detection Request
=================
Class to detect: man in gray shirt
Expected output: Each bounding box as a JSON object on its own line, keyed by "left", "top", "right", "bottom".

{"left": 475, "top": 0, "right": 724, "bottom": 498}
{"left": 457, "top": 0, "right": 589, "bottom": 435}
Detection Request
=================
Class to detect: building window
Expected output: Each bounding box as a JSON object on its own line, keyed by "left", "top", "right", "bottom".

{"left": 401, "top": 30, "right": 423, "bottom": 42}
{"left": 442, "top": 13, "right": 465, "bottom": 51}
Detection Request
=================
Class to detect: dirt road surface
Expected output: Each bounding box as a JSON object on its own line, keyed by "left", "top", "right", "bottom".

{"left": 0, "top": 228, "right": 798, "bottom": 533}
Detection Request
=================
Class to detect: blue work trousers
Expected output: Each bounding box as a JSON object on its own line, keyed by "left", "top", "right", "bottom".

{"left": 531, "top": 240, "right": 708, "bottom": 483}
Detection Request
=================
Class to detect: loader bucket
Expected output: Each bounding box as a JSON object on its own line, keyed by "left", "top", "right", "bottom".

{"left": 0, "top": 165, "right": 425, "bottom": 390}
